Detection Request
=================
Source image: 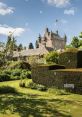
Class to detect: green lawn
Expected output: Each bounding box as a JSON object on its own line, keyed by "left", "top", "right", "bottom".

{"left": 0, "top": 80, "right": 82, "bottom": 117}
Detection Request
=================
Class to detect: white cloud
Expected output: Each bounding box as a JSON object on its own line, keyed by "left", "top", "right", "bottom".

{"left": 42, "top": 0, "right": 70, "bottom": 7}
{"left": 0, "top": 2, "right": 14, "bottom": 15}
{"left": 64, "top": 8, "right": 75, "bottom": 15}
{"left": 0, "top": 24, "right": 25, "bottom": 37}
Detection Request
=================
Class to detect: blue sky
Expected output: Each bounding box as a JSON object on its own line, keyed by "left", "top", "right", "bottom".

{"left": 0, "top": 0, "right": 82, "bottom": 47}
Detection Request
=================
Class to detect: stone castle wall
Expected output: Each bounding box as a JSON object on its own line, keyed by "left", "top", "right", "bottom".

{"left": 38, "top": 28, "right": 66, "bottom": 50}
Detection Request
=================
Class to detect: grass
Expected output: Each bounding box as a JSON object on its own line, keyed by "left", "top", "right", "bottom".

{"left": 0, "top": 80, "right": 82, "bottom": 117}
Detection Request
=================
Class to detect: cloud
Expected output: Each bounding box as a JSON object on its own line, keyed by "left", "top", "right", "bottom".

{"left": 64, "top": 8, "right": 75, "bottom": 15}
{"left": 0, "top": 24, "right": 25, "bottom": 37}
{"left": 42, "top": 0, "right": 70, "bottom": 7}
{"left": 0, "top": 2, "right": 14, "bottom": 15}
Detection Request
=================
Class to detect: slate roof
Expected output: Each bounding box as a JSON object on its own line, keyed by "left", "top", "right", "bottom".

{"left": 13, "top": 47, "right": 49, "bottom": 58}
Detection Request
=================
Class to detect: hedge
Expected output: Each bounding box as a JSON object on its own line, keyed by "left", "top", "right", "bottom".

{"left": 59, "top": 52, "right": 77, "bottom": 68}
{"left": 59, "top": 50, "right": 82, "bottom": 68}
{"left": 32, "top": 64, "right": 65, "bottom": 70}
{"left": 0, "top": 69, "right": 31, "bottom": 82}
{"left": 32, "top": 66, "right": 82, "bottom": 94}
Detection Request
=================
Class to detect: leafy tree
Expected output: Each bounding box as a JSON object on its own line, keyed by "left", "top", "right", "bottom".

{"left": 28, "top": 42, "right": 34, "bottom": 49}
{"left": 71, "top": 36, "right": 80, "bottom": 48}
{"left": 0, "top": 42, "right": 5, "bottom": 48}
{"left": 6, "top": 35, "right": 12, "bottom": 51}
{"left": 5, "top": 33, "right": 17, "bottom": 60}
{"left": 79, "top": 40, "right": 82, "bottom": 46}
{"left": 12, "top": 37, "right": 17, "bottom": 51}
{"left": 79, "top": 32, "right": 82, "bottom": 38}
{"left": 65, "top": 44, "right": 73, "bottom": 49}
{"left": 45, "top": 51, "right": 59, "bottom": 64}
{"left": 0, "top": 52, "right": 5, "bottom": 66}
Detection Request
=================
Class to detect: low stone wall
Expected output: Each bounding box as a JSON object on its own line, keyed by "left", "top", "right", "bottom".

{"left": 32, "top": 67, "right": 82, "bottom": 93}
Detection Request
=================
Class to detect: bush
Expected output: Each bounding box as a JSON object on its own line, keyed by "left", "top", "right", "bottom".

{"left": 0, "top": 86, "right": 17, "bottom": 94}
{"left": 59, "top": 50, "right": 77, "bottom": 68}
{"left": 26, "top": 80, "right": 37, "bottom": 89}
{"left": 19, "top": 81, "right": 26, "bottom": 88}
{"left": 0, "top": 68, "right": 31, "bottom": 82}
{"left": 26, "top": 81, "right": 47, "bottom": 91}
{"left": 0, "top": 73, "right": 10, "bottom": 82}
{"left": 20, "top": 70, "right": 31, "bottom": 79}
{"left": 45, "top": 51, "right": 59, "bottom": 64}
{"left": 11, "top": 69, "right": 21, "bottom": 76}
{"left": 8, "top": 61, "right": 31, "bottom": 70}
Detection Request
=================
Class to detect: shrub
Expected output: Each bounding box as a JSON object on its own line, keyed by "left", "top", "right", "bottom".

{"left": 26, "top": 81, "right": 47, "bottom": 91}
{"left": 45, "top": 51, "right": 59, "bottom": 64}
{"left": 20, "top": 70, "right": 31, "bottom": 79}
{"left": 0, "top": 86, "right": 17, "bottom": 94}
{"left": 26, "top": 81, "right": 37, "bottom": 89}
{"left": 19, "top": 81, "right": 26, "bottom": 88}
{"left": 8, "top": 61, "right": 31, "bottom": 70}
{"left": 11, "top": 69, "right": 21, "bottom": 76}
{"left": 59, "top": 51, "right": 77, "bottom": 68}
{"left": 37, "top": 84, "right": 47, "bottom": 91}
{"left": 0, "top": 73, "right": 10, "bottom": 82}
{"left": 0, "top": 68, "right": 31, "bottom": 82}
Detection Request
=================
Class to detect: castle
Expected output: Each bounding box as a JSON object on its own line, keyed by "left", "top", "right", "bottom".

{"left": 13, "top": 28, "right": 66, "bottom": 62}
{"left": 36, "top": 28, "right": 66, "bottom": 51}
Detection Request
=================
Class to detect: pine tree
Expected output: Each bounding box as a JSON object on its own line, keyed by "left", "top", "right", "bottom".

{"left": 28, "top": 42, "right": 34, "bottom": 49}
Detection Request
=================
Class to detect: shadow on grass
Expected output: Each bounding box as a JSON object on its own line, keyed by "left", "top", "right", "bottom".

{"left": 0, "top": 91, "right": 73, "bottom": 117}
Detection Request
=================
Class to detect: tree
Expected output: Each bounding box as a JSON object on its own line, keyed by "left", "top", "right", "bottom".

{"left": 6, "top": 35, "right": 12, "bottom": 51}
{"left": 24, "top": 46, "right": 26, "bottom": 50}
{"left": 28, "top": 43, "right": 34, "bottom": 49}
{"left": 38, "top": 34, "right": 41, "bottom": 43}
{"left": 0, "top": 52, "right": 5, "bottom": 66}
{"left": 79, "top": 40, "right": 82, "bottom": 47}
{"left": 35, "top": 40, "right": 39, "bottom": 48}
{"left": 64, "top": 34, "right": 67, "bottom": 42}
{"left": 18, "top": 44, "right": 23, "bottom": 51}
{"left": 45, "top": 51, "right": 59, "bottom": 64}
{"left": 5, "top": 32, "right": 17, "bottom": 60}
{"left": 79, "top": 32, "right": 82, "bottom": 38}
{"left": 71, "top": 36, "right": 80, "bottom": 48}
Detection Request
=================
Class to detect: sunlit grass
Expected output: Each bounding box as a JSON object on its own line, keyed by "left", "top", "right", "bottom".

{"left": 0, "top": 80, "right": 82, "bottom": 117}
